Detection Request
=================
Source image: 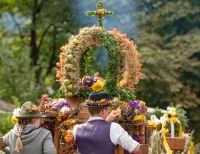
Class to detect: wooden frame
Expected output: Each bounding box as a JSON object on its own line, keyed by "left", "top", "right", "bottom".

{"left": 0, "top": 137, "right": 3, "bottom": 150}
{"left": 166, "top": 137, "right": 185, "bottom": 151}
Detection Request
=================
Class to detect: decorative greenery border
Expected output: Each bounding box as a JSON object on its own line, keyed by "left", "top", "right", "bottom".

{"left": 56, "top": 26, "right": 142, "bottom": 101}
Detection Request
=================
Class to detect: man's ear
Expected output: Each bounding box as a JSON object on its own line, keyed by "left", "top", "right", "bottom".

{"left": 99, "top": 108, "right": 106, "bottom": 116}
{"left": 99, "top": 108, "right": 104, "bottom": 115}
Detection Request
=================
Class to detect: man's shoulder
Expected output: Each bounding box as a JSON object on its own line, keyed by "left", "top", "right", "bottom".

{"left": 111, "top": 122, "right": 121, "bottom": 128}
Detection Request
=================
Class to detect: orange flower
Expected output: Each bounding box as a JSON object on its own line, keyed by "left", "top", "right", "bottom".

{"left": 111, "top": 28, "right": 117, "bottom": 35}
{"left": 56, "top": 71, "right": 62, "bottom": 78}
{"left": 56, "top": 62, "right": 62, "bottom": 68}
{"left": 32, "top": 106, "right": 39, "bottom": 112}
{"left": 128, "top": 40, "right": 135, "bottom": 46}
{"left": 64, "top": 135, "right": 74, "bottom": 144}
{"left": 97, "top": 9, "right": 104, "bottom": 15}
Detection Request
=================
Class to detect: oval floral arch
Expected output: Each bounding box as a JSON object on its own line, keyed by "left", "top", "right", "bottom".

{"left": 56, "top": 26, "right": 142, "bottom": 101}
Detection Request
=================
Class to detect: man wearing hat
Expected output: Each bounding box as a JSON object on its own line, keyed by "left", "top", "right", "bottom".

{"left": 3, "top": 101, "right": 57, "bottom": 154}
{"left": 73, "top": 92, "right": 140, "bottom": 154}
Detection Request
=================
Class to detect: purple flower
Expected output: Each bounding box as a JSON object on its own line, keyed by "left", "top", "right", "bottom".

{"left": 132, "top": 135, "right": 139, "bottom": 142}
{"left": 50, "top": 100, "right": 59, "bottom": 110}
{"left": 82, "top": 85, "right": 90, "bottom": 90}
{"left": 82, "top": 76, "right": 94, "bottom": 87}
{"left": 41, "top": 94, "right": 47, "bottom": 102}
{"left": 60, "top": 101, "right": 71, "bottom": 108}
{"left": 128, "top": 101, "right": 139, "bottom": 109}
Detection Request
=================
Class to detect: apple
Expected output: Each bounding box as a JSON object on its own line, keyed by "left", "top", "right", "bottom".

{"left": 64, "top": 79, "right": 70, "bottom": 85}
{"left": 67, "top": 84, "right": 73, "bottom": 89}
{"left": 67, "top": 92, "right": 73, "bottom": 97}
{"left": 67, "top": 54, "right": 73, "bottom": 61}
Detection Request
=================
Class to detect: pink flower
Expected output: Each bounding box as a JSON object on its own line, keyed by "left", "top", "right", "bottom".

{"left": 121, "top": 33, "right": 127, "bottom": 39}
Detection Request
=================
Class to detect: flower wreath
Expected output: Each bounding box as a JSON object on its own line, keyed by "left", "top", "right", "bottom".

{"left": 56, "top": 26, "right": 142, "bottom": 101}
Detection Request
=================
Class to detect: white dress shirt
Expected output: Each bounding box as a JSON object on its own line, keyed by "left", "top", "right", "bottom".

{"left": 73, "top": 116, "right": 139, "bottom": 153}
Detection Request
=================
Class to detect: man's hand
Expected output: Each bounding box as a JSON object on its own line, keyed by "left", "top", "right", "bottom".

{"left": 106, "top": 110, "right": 121, "bottom": 122}
{"left": 132, "top": 144, "right": 140, "bottom": 154}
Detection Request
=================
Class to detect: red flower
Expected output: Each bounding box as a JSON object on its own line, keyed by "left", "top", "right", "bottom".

{"left": 137, "top": 63, "right": 142, "bottom": 68}
{"left": 137, "top": 72, "right": 143, "bottom": 78}
{"left": 60, "top": 47, "right": 65, "bottom": 52}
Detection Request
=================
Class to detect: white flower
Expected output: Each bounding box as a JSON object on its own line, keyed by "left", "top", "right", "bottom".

{"left": 13, "top": 108, "right": 21, "bottom": 116}
{"left": 60, "top": 106, "right": 71, "bottom": 115}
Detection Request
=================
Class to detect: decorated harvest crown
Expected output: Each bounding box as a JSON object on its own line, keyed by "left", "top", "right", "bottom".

{"left": 56, "top": 1, "right": 142, "bottom": 101}
{"left": 16, "top": 101, "right": 46, "bottom": 118}
{"left": 85, "top": 92, "right": 111, "bottom": 106}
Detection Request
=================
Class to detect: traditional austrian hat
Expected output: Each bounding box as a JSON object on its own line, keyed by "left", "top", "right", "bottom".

{"left": 15, "top": 101, "right": 46, "bottom": 118}
{"left": 85, "top": 92, "right": 111, "bottom": 107}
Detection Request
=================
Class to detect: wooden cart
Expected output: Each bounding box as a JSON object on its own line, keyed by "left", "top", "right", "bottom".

{"left": 44, "top": 104, "right": 149, "bottom": 154}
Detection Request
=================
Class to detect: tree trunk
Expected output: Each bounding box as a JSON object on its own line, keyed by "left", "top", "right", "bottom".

{"left": 30, "top": 0, "right": 43, "bottom": 82}
{"left": 46, "top": 26, "right": 57, "bottom": 75}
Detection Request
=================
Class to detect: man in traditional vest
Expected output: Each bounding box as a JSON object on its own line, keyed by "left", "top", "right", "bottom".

{"left": 73, "top": 92, "right": 140, "bottom": 154}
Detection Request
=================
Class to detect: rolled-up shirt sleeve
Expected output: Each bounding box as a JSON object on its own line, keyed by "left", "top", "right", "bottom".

{"left": 110, "top": 122, "right": 139, "bottom": 153}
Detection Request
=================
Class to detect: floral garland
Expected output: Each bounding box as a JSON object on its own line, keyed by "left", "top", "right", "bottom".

{"left": 112, "top": 99, "right": 147, "bottom": 143}
{"left": 56, "top": 26, "right": 142, "bottom": 100}
{"left": 39, "top": 95, "right": 79, "bottom": 147}
{"left": 109, "top": 28, "right": 142, "bottom": 91}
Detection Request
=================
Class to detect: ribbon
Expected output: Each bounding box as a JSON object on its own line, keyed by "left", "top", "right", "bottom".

{"left": 162, "top": 127, "right": 172, "bottom": 154}
{"left": 189, "top": 141, "right": 194, "bottom": 154}
{"left": 170, "top": 122, "right": 175, "bottom": 137}
{"left": 177, "top": 119, "right": 183, "bottom": 137}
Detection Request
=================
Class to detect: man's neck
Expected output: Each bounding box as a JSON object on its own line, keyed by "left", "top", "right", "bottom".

{"left": 89, "top": 115, "right": 105, "bottom": 121}
{"left": 90, "top": 114, "right": 106, "bottom": 119}
{"left": 91, "top": 114, "right": 101, "bottom": 117}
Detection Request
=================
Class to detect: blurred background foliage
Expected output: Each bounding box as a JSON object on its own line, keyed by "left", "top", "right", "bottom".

{"left": 0, "top": 0, "right": 199, "bottom": 141}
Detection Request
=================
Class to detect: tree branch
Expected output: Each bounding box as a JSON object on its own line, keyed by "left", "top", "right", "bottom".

{"left": 38, "top": 25, "right": 52, "bottom": 51}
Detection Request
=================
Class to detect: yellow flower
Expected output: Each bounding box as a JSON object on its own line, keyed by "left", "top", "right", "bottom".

{"left": 91, "top": 81, "right": 105, "bottom": 92}
{"left": 100, "top": 99, "right": 107, "bottom": 103}
{"left": 11, "top": 115, "right": 18, "bottom": 124}
{"left": 170, "top": 117, "right": 178, "bottom": 123}
{"left": 63, "top": 119, "right": 71, "bottom": 125}
{"left": 117, "top": 79, "right": 127, "bottom": 88}
{"left": 56, "top": 116, "right": 62, "bottom": 121}
{"left": 133, "top": 115, "right": 144, "bottom": 121}
{"left": 148, "top": 120, "right": 157, "bottom": 128}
